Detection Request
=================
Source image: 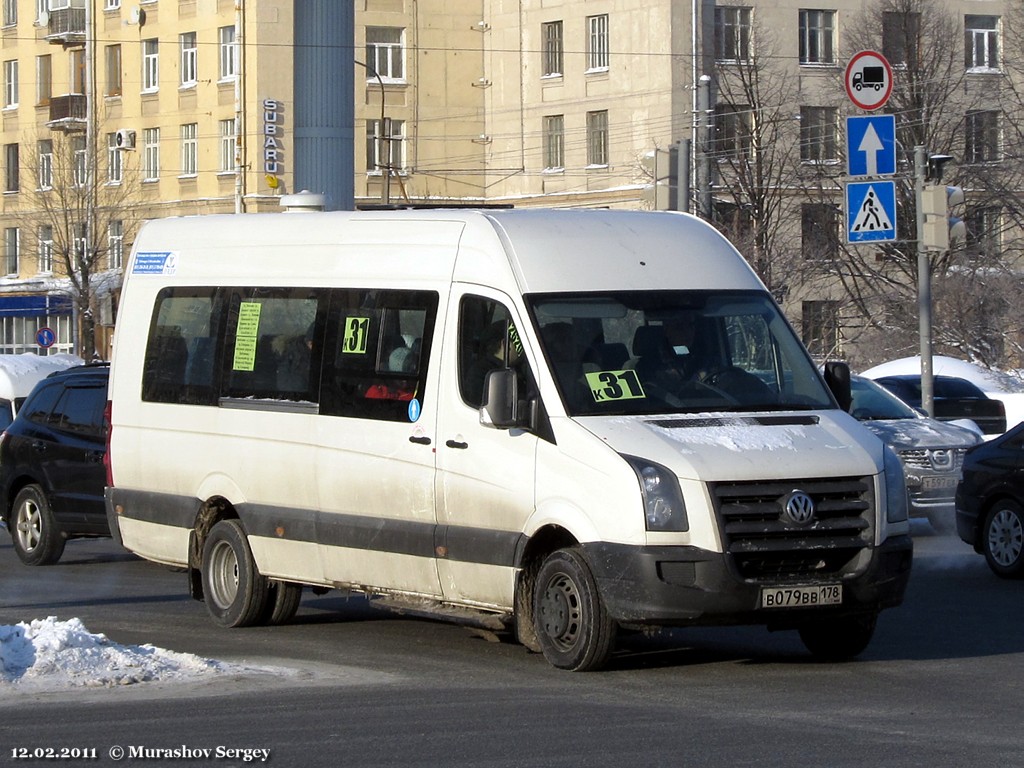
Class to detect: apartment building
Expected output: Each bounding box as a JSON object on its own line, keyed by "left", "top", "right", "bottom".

{"left": 1, "top": 1, "right": 1018, "bottom": 369}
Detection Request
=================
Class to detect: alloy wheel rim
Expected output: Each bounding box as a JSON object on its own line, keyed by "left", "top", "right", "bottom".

{"left": 15, "top": 500, "right": 41, "bottom": 552}
{"left": 988, "top": 508, "right": 1024, "bottom": 567}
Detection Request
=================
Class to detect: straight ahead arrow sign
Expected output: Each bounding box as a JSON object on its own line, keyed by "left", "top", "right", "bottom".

{"left": 859, "top": 123, "right": 883, "bottom": 177}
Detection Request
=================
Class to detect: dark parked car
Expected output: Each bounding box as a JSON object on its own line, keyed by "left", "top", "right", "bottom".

{"left": 850, "top": 376, "right": 981, "bottom": 532}
{"left": 0, "top": 364, "right": 110, "bottom": 565}
{"left": 872, "top": 374, "right": 1007, "bottom": 436}
{"left": 956, "top": 421, "right": 1024, "bottom": 578}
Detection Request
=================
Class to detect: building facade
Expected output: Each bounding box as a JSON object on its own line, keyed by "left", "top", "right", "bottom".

{"left": 1, "top": 0, "right": 1019, "bottom": 369}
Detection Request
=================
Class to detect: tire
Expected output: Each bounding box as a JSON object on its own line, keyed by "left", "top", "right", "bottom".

{"left": 263, "top": 581, "right": 303, "bottom": 625}
{"left": 9, "top": 485, "right": 66, "bottom": 566}
{"left": 982, "top": 500, "right": 1024, "bottom": 578}
{"left": 532, "top": 548, "right": 615, "bottom": 671}
{"left": 798, "top": 612, "right": 877, "bottom": 661}
{"left": 201, "top": 519, "right": 270, "bottom": 627}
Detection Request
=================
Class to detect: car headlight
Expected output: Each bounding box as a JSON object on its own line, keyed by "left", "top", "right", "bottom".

{"left": 883, "top": 444, "right": 909, "bottom": 523}
{"left": 622, "top": 455, "right": 688, "bottom": 532}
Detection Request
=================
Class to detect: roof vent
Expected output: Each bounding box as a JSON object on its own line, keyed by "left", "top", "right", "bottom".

{"left": 279, "top": 190, "right": 326, "bottom": 213}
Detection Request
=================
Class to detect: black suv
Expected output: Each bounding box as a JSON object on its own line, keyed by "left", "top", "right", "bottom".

{"left": 0, "top": 364, "right": 109, "bottom": 565}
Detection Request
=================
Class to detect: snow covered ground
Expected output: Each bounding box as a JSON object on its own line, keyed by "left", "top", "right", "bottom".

{"left": 0, "top": 617, "right": 249, "bottom": 693}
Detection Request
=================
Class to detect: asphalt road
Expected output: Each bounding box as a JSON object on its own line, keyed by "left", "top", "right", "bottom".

{"left": 0, "top": 521, "right": 1021, "bottom": 768}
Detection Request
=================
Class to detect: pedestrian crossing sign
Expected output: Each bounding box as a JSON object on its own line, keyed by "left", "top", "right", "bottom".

{"left": 846, "top": 180, "right": 897, "bottom": 243}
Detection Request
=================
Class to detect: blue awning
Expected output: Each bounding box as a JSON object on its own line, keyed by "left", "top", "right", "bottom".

{"left": 0, "top": 295, "right": 73, "bottom": 318}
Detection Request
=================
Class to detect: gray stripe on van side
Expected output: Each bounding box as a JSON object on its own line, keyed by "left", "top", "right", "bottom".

{"left": 110, "top": 488, "right": 523, "bottom": 568}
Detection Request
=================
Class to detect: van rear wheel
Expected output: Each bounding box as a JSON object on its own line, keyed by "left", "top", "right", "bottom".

{"left": 10, "top": 485, "right": 66, "bottom": 566}
{"left": 201, "top": 520, "right": 270, "bottom": 627}
{"left": 533, "top": 548, "right": 615, "bottom": 671}
{"left": 263, "top": 581, "right": 303, "bottom": 625}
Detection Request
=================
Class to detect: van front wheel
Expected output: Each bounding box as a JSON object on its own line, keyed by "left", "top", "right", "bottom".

{"left": 533, "top": 548, "right": 615, "bottom": 671}
{"left": 201, "top": 520, "right": 270, "bottom": 627}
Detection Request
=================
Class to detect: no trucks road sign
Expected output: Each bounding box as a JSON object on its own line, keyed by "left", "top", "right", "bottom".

{"left": 845, "top": 50, "right": 893, "bottom": 112}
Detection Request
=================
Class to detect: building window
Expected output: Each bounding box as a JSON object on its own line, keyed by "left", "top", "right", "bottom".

{"left": 715, "top": 6, "right": 752, "bottom": 63}
{"left": 3, "top": 60, "right": 17, "bottom": 108}
{"left": 108, "top": 221, "right": 123, "bottom": 270}
{"left": 366, "top": 27, "right": 404, "bottom": 82}
{"left": 38, "top": 140, "right": 52, "bottom": 190}
{"left": 3, "top": 228, "right": 18, "bottom": 275}
{"left": 107, "top": 133, "right": 122, "bottom": 184}
{"left": 799, "top": 9, "right": 835, "bottom": 65}
{"left": 587, "top": 15, "right": 610, "bottom": 71}
{"left": 542, "top": 21, "right": 563, "bottom": 76}
{"left": 4, "top": 143, "right": 17, "bottom": 192}
{"left": 219, "top": 119, "right": 235, "bottom": 173}
{"left": 180, "top": 32, "right": 197, "bottom": 87}
{"left": 104, "top": 0, "right": 120, "bottom": 9}
{"left": 72, "top": 136, "right": 87, "bottom": 187}
{"left": 71, "top": 48, "right": 85, "bottom": 93}
{"left": 143, "top": 127, "right": 160, "bottom": 181}
{"left": 965, "top": 206, "right": 1000, "bottom": 260}
{"left": 543, "top": 114, "right": 564, "bottom": 171}
{"left": 965, "top": 15, "right": 1000, "bottom": 71}
{"left": 3, "top": 0, "right": 16, "bottom": 27}
{"left": 38, "top": 226, "right": 53, "bottom": 275}
{"left": 218, "top": 26, "right": 236, "bottom": 80}
{"left": 36, "top": 0, "right": 46, "bottom": 22}
{"left": 142, "top": 39, "right": 159, "bottom": 93}
{"left": 965, "top": 109, "right": 1000, "bottom": 163}
{"left": 800, "top": 106, "right": 838, "bottom": 163}
{"left": 105, "top": 45, "right": 121, "bottom": 97}
{"left": 586, "top": 110, "right": 608, "bottom": 167}
{"left": 180, "top": 123, "right": 197, "bottom": 176}
{"left": 801, "top": 300, "right": 840, "bottom": 359}
{"left": 882, "top": 11, "right": 919, "bottom": 68}
{"left": 73, "top": 222, "right": 87, "bottom": 262}
{"left": 366, "top": 119, "right": 405, "bottom": 173}
{"left": 36, "top": 55, "right": 51, "bottom": 105}
{"left": 713, "top": 104, "right": 753, "bottom": 158}
{"left": 801, "top": 203, "right": 839, "bottom": 260}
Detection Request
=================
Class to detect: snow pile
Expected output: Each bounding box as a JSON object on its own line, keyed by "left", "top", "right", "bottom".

{"left": 0, "top": 617, "right": 239, "bottom": 691}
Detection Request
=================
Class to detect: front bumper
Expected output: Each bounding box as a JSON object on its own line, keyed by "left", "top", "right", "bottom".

{"left": 581, "top": 535, "right": 913, "bottom": 628}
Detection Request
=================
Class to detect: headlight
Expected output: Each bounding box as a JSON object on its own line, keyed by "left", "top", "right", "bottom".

{"left": 883, "top": 444, "right": 909, "bottom": 523}
{"left": 622, "top": 455, "right": 688, "bottom": 532}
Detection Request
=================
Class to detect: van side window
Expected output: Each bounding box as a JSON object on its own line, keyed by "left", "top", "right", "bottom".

{"left": 223, "top": 288, "right": 325, "bottom": 403}
{"left": 458, "top": 296, "right": 530, "bottom": 409}
{"left": 143, "top": 288, "right": 223, "bottom": 405}
{"left": 320, "top": 288, "right": 438, "bottom": 422}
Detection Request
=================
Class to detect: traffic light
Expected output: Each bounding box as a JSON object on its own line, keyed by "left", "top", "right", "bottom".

{"left": 641, "top": 149, "right": 671, "bottom": 210}
{"left": 921, "top": 183, "right": 966, "bottom": 251}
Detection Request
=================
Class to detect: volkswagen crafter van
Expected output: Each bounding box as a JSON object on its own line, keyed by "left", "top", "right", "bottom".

{"left": 105, "top": 209, "right": 912, "bottom": 671}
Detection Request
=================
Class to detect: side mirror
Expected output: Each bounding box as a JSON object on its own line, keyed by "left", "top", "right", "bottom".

{"left": 824, "top": 361, "right": 853, "bottom": 412}
{"left": 480, "top": 368, "right": 519, "bottom": 429}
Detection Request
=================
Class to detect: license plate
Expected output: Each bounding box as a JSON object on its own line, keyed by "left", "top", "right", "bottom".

{"left": 760, "top": 584, "right": 842, "bottom": 609}
{"left": 921, "top": 475, "right": 958, "bottom": 490}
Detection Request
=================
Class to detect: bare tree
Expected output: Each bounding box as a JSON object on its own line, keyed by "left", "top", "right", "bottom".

{"left": 22, "top": 129, "right": 141, "bottom": 359}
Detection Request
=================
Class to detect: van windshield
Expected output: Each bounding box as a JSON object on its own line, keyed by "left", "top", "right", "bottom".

{"left": 528, "top": 290, "right": 835, "bottom": 417}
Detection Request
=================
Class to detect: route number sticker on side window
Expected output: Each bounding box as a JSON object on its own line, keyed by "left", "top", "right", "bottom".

{"left": 585, "top": 370, "right": 646, "bottom": 402}
{"left": 342, "top": 317, "right": 370, "bottom": 354}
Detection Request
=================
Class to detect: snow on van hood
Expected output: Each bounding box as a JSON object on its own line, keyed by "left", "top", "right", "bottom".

{"left": 575, "top": 410, "right": 881, "bottom": 482}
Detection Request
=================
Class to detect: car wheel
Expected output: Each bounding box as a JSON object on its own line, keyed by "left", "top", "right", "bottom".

{"left": 9, "top": 485, "right": 66, "bottom": 566}
{"left": 798, "top": 613, "right": 878, "bottom": 661}
{"left": 533, "top": 548, "right": 615, "bottom": 671}
{"left": 201, "top": 519, "right": 270, "bottom": 627}
{"left": 982, "top": 500, "right": 1024, "bottom": 579}
{"left": 262, "top": 581, "right": 303, "bottom": 625}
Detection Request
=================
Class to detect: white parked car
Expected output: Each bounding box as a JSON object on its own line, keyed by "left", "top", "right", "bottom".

{"left": 850, "top": 376, "right": 982, "bottom": 532}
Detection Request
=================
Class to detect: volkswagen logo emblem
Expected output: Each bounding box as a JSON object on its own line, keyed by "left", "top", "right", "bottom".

{"left": 783, "top": 490, "right": 816, "bottom": 525}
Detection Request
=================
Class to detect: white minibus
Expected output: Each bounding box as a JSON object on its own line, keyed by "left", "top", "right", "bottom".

{"left": 105, "top": 209, "right": 912, "bottom": 670}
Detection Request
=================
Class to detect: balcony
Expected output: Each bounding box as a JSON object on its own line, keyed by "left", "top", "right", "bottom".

{"left": 44, "top": 6, "right": 86, "bottom": 47}
{"left": 47, "top": 94, "right": 87, "bottom": 132}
